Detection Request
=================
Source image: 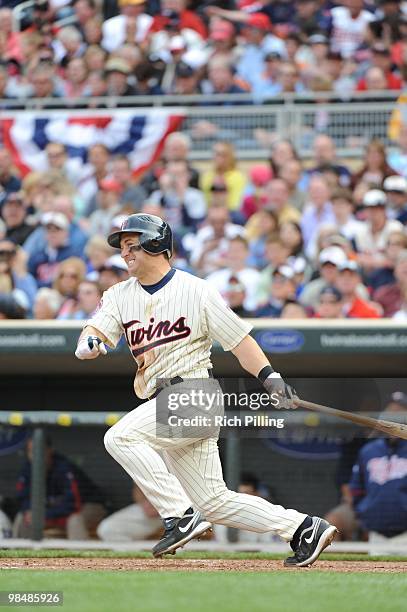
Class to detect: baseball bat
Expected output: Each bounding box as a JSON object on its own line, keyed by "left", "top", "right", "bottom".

{"left": 293, "top": 398, "right": 407, "bottom": 441}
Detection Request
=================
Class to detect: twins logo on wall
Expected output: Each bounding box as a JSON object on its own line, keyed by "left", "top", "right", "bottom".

{"left": 0, "top": 110, "right": 185, "bottom": 178}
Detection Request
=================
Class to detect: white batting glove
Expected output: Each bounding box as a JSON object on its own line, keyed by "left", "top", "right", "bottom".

{"left": 75, "top": 335, "right": 107, "bottom": 360}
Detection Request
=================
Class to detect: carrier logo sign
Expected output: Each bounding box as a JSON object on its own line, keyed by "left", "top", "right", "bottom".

{"left": 255, "top": 330, "right": 305, "bottom": 353}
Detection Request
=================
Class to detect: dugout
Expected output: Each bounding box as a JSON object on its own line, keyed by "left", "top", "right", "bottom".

{"left": 1, "top": 320, "right": 406, "bottom": 539}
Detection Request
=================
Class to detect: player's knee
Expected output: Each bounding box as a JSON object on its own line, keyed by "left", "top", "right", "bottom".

{"left": 104, "top": 426, "right": 119, "bottom": 457}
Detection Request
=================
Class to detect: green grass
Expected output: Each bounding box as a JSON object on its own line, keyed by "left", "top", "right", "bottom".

{"left": 0, "top": 571, "right": 406, "bottom": 612}
{"left": 1, "top": 549, "right": 407, "bottom": 562}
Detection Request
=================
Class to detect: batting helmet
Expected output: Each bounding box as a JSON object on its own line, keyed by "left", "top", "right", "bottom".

{"left": 107, "top": 214, "right": 173, "bottom": 258}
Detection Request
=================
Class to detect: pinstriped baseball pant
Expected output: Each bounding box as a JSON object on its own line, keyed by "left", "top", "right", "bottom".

{"left": 104, "top": 398, "right": 306, "bottom": 542}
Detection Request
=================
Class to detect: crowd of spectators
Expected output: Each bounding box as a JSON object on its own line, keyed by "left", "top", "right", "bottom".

{"left": 0, "top": 0, "right": 406, "bottom": 105}
{"left": 0, "top": 127, "right": 407, "bottom": 321}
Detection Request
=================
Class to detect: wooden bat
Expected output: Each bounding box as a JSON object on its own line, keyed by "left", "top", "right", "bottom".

{"left": 293, "top": 398, "right": 407, "bottom": 441}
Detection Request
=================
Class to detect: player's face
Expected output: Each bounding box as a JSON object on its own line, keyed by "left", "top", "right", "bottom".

{"left": 120, "top": 233, "right": 145, "bottom": 276}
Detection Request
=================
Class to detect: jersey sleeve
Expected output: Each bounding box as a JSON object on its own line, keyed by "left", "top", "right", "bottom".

{"left": 85, "top": 286, "right": 123, "bottom": 348}
{"left": 203, "top": 283, "right": 252, "bottom": 351}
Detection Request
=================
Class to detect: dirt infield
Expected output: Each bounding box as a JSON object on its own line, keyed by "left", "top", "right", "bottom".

{"left": 1, "top": 558, "right": 406, "bottom": 572}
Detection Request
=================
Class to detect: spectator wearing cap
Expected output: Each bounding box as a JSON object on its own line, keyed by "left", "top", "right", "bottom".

{"left": 102, "top": 0, "right": 152, "bottom": 53}
{"left": 24, "top": 193, "right": 88, "bottom": 259}
{"left": 236, "top": 13, "right": 286, "bottom": 90}
{"left": 208, "top": 20, "right": 236, "bottom": 58}
{"left": 200, "top": 142, "right": 247, "bottom": 212}
{"left": 88, "top": 178, "right": 122, "bottom": 236}
{"left": 314, "top": 286, "right": 343, "bottom": 319}
{"left": 148, "top": 0, "right": 207, "bottom": 41}
{"left": 335, "top": 260, "right": 380, "bottom": 318}
{"left": 206, "top": 236, "right": 261, "bottom": 312}
{"left": 105, "top": 58, "right": 138, "bottom": 96}
{"left": 373, "top": 250, "right": 407, "bottom": 317}
{"left": 1, "top": 192, "right": 35, "bottom": 245}
{"left": 0, "top": 293, "right": 26, "bottom": 320}
{"left": 0, "top": 239, "right": 37, "bottom": 312}
{"left": 0, "top": 148, "right": 22, "bottom": 207}
{"left": 357, "top": 43, "right": 403, "bottom": 91}
{"left": 351, "top": 139, "right": 396, "bottom": 190}
{"left": 304, "top": 135, "right": 351, "bottom": 189}
{"left": 349, "top": 392, "right": 407, "bottom": 554}
{"left": 173, "top": 61, "right": 201, "bottom": 95}
{"left": 33, "top": 287, "right": 64, "bottom": 320}
{"left": 330, "top": 188, "right": 365, "bottom": 244}
{"left": 383, "top": 175, "right": 407, "bottom": 224}
{"left": 98, "top": 255, "right": 129, "bottom": 291}
{"left": 280, "top": 300, "right": 308, "bottom": 319}
{"left": 251, "top": 50, "right": 283, "bottom": 99}
{"left": 255, "top": 265, "right": 297, "bottom": 318}
{"left": 149, "top": 159, "right": 206, "bottom": 234}
{"left": 27, "top": 212, "right": 85, "bottom": 288}
{"left": 240, "top": 164, "right": 273, "bottom": 219}
{"left": 330, "top": 0, "right": 375, "bottom": 59}
{"left": 355, "top": 190, "right": 403, "bottom": 268}
{"left": 187, "top": 203, "right": 244, "bottom": 277}
{"left": 301, "top": 175, "right": 335, "bottom": 258}
{"left": 299, "top": 246, "right": 346, "bottom": 309}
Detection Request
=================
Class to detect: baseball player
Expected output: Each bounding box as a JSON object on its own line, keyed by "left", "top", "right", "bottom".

{"left": 75, "top": 214, "right": 337, "bottom": 566}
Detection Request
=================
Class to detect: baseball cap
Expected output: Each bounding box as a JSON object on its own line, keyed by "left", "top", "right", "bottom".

{"left": 363, "top": 189, "right": 387, "bottom": 207}
{"left": 264, "top": 51, "right": 282, "bottom": 61}
{"left": 4, "top": 191, "right": 25, "bottom": 206}
{"left": 41, "top": 212, "right": 69, "bottom": 230}
{"left": 245, "top": 13, "right": 271, "bottom": 31}
{"left": 319, "top": 246, "right": 347, "bottom": 267}
{"left": 169, "top": 35, "right": 186, "bottom": 53}
{"left": 390, "top": 391, "right": 407, "bottom": 408}
{"left": 100, "top": 255, "right": 128, "bottom": 274}
{"left": 250, "top": 164, "right": 273, "bottom": 187}
{"left": 105, "top": 58, "right": 131, "bottom": 75}
{"left": 175, "top": 61, "right": 195, "bottom": 78}
{"left": 371, "top": 43, "right": 390, "bottom": 55}
{"left": 309, "top": 34, "right": 328, "bottom": 45}
{"left": 210, "top": 21, "right": 235, "bottom": 41}
{"left": 383, "top": 175, "right": 407, "bottom": 193}
{"left": 100, "top": 178, "right": 122, "bottom": 192}
{"left": 273, "top": 265, "right": 295, "bottom": 280}
{"left": 338, "top": 260, "right": 361, "bottom": 273}
{"left": 319, "top": 286, "right": 343, "bottom": 302}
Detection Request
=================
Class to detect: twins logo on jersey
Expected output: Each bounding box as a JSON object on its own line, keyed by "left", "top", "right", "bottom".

{"left": 123, "top": 316, "right": 191, "bottom": 357}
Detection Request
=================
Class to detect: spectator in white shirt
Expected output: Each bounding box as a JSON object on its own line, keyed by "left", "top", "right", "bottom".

{"left": 330, "top": 0, "right": 375, "bottom": 59}
{"left": 102, "top": 0, "right": 152, "bottom": 53}
{"left": 206, "top": 236, "right": 261, "bottom": 312}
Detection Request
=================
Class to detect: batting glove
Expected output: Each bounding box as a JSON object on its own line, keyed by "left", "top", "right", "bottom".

{"left": 75, "top": 335, "right": 107, "bottom": 360}
{"left": 260, "top": 370, "right": 298, "bottom": 410}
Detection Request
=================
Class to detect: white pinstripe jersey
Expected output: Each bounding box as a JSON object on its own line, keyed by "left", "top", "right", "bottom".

{"left": 86, "top": 269, "right": 252, "bottom": 399}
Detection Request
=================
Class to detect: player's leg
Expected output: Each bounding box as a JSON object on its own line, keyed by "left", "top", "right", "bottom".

{"left": 103, "top": 399, "right": 212, "bottom": 556}
{"left": 164, "top": 438, "right": 337, "bottom": 566}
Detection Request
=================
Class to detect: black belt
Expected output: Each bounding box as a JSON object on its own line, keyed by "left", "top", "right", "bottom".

{"left": 149, "top": 369, "right": 213, "bottom": 400}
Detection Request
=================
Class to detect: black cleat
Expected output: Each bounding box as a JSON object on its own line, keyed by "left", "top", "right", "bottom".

{"left": 152, "top": 507, "right": 211, "bottom": 558}
{"left": 284, "top": 516, "right": 338, "bottom": 567}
